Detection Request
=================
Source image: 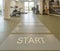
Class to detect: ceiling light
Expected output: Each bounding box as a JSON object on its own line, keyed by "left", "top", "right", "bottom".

{"left": 29, "top": 0, "right": 32, "bottom": 1}
{"left": 16, "top": 0, "right": 19, "bottom": 1}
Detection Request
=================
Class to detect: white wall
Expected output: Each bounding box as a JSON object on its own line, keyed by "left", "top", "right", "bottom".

{"left": 10, "top": 1, "right": 16, "bottom": 14}
{"left": 0, "top": 0, "right": 3, "bottom": 15}
{"left": 0, "top": 0, "right": 2, "bottom": 10}
{"left": 10, "top": 0, "right": 24, "bottom": 14}
{"left": 17, "top": 1, "right": 24, "bottom": 12}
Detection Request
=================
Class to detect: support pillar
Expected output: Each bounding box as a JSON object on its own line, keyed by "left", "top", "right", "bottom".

{"left": 39, "top": 0, "right": 43, "bottom": 15}
{"left": 4, "top": 0, "right": 11, "bottom": 19}
{"left": 46, "top": 0, "right": 49, "bottom": 14}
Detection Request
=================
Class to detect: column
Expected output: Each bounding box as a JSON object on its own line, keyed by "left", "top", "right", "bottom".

{"left": 4, "top": 0, "right": 11, "bottom": 19}
{"left": 59, "top": 0, "right": 60, "bottom": 5}
{"left": 39, "top": 0, "right": 43, "bottom": 15}
{"left": 46, "top": 0, "right": 49, "bottom": 14}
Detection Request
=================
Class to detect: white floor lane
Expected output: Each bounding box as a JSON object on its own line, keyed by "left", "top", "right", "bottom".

{"left": 0, "top": 34, "right": 60, "bottom": 50}
{"left": 0, "top": 12, "right": 60, "bottom": 50}
{"left": 12, "top": 13, "right": 51, "bottom": 34}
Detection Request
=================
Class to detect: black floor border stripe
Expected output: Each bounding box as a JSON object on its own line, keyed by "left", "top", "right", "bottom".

{"left": 11, "top": 33, "right": 52, "bottom": 34}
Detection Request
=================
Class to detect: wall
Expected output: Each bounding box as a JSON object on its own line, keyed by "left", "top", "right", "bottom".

{"left": 10, "top": 0, "right": 24, "bottom": 14}
{"left": 0, "top": 0, "right": 3, "bottom": 15}
{"left": 10, "top": 1, "right": 16, "bottom": 15}
{"left": 17, "top": 1, "right": 24, "bottom": 12}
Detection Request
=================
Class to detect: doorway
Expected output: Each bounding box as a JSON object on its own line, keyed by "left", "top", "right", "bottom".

{"left": 24, "top": 2, "right": 34, "bottom": 12}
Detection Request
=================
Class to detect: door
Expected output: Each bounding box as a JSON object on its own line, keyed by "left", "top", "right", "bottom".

{"left": 24, "top": 2, "right": 34, "bottom": 12}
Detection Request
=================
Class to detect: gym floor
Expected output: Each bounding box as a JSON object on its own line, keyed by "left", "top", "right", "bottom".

{"left": 0, "top": 12, "right": 60, "bottom": 51}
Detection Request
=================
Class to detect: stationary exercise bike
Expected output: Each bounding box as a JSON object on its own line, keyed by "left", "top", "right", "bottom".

{"left": 11, "top": 6, "right": 21, "bottom": 16}
{"left": 12, "top": 9, "right": 21, "bottom": 16}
